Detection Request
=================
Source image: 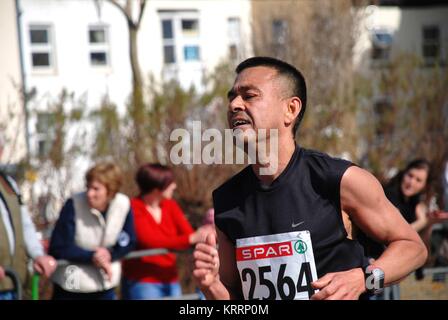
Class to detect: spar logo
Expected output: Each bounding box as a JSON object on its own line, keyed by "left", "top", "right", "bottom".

{"left": 236, "top": 241, "right": 293, "bottom": 261}
{"left": 294, "top": 240, "right": 307, "bottom": 254}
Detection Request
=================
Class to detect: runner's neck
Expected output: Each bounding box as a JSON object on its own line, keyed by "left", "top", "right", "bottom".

{"left": 252, "top": 139, "right": 296, "bottom": 185}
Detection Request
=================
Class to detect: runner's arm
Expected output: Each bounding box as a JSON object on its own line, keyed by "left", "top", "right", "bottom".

{"left": 312, "top": 166, "right": 426, "bottom": 300}
{"left": 341, "top": 166, "right": 427, "bottom": 284}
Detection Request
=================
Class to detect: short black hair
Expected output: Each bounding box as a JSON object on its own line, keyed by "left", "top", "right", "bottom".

{"left": 135, "top": 163, "right": 174, "bottom": 195}
{"left": 235, "top": 56, "right": 307, "bottom": 136}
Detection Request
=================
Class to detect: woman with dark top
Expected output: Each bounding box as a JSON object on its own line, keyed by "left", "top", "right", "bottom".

{"left": 49, "top": 162, "right": 136, "bottom": 300}
{"left": 359, "top": 159, "right": 448, "bottom": 299}
{"left": 386, "top": 159, "right": 433, "bottom": 231}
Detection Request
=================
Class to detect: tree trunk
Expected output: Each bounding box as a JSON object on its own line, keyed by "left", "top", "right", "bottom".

{"left": 129, "top": 26, "right": 143, "bottom": 88}
{"left": 129, "top": 26, "right": 146, "bottom": 165}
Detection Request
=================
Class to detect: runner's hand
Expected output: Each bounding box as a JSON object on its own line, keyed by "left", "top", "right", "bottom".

{"left": 310, "top": 268, "right": 365, "bottom": 300}
{"left": 189, "top": 225, "right": 215, "bottom": 244}
{"left": 193, "top": 233, "right": 220, "bottom": 289}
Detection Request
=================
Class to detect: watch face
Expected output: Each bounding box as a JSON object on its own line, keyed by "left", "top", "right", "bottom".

{"left": 365, "top": 267, "right": 385, "bottom": 295}
{"left": 372, "top": 268, "right": 385, "bottom": 279}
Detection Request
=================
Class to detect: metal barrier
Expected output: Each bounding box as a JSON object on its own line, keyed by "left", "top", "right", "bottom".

{"left": 4, "top": 268, "right": 23, "bottom": 300}
{"left": 53, "top": 248, "right": 177, "bottom": 267}
{"left": 31, "top": 248, "right": 200, "bottom": 300}
{"left": 423, "top": 266, "right": 448, "bottom": 276}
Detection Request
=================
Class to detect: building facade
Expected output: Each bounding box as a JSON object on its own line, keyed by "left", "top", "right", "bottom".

{"left": 17, "top": 0, "right": 251, "bottom": 162}
{"left": 355, "top": 1, "right": 448, "bottom": 71}
{"left": 0, "top": 0, "right": 27, "bottom": 167}
{"left": 6, "top": 0, "right": 252, "bottom": 221}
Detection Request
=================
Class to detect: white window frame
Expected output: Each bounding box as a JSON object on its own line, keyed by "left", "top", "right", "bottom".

{"left": 422, "top": 24, "right": 441, "bottom": 65}
{"left": 29, "top": 24, "right": 55, "bottom": 73}
{"left": 88, "top": 25, "right": 110, "bottom": 68}
{"left": 159, "top": 11, "right": 201, "bottom": 66}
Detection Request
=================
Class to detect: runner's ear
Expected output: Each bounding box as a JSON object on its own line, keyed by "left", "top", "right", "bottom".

{"left": 284, "top": 97, "right": 301, "bottom": 127}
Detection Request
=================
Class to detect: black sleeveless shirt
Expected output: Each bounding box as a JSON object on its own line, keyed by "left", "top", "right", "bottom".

{"left": 214, "top": 145, "right": 367, "bottom": 278}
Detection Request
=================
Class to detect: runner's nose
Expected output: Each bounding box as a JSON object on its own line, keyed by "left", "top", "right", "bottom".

{"left": 229, "top": 95, "right": 245, "bottom": 113}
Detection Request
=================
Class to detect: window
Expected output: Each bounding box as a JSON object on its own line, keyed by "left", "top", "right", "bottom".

{"left": 90, "top": 52, "right": 107, "bottom": 65}
{"left": 89, "top": 28, "right": 106, "bottom": 43}
{"left": 229, "top": 44, "right": 238, "bottom": 60}
{"left": 89, "top": 26, "right": 109, "bottom": 66}
{"left": 181, "top": 19, "right": 199, "bottom": 37}
{"left": 422, "top": 25, "right": 440, "bottom": 65}
{"left": 159, "top": 12, "right": 201, "bottom": 65}
{"left": 370, "top": 30, "right": 393, "bottom": 64}
{"left": 29, "top": 25, "right": 53, "bottom": 68}
{"left": 164, "top": 45, "right": 176, "bottom": 64}
{"left": 228, "top": 17, "right": 241, "bottom": 60}
{"left": 30, "top": 29, "right": 48, "bottom": 43}
{"left": 272, "top": 20, "right": 288, "bottom": 45}
{"left": 228, "top": 18, "right": 241, "bottom": 42}
{"left": 36, "top": 112, "right": 55, "bottom": 158}
{"left": 272, "top": 20, "right": 288, "bottom": 59}
{"left": 162, "top": 19, "right": 173, "bottom": 39}
{"left": 32, "top": 53, "right": 50, "bottom": 67}
{"left": 184, "top": 45, "right": 200, "bottom": 61}
{"left": 162, "top": 19, "right": 176, "bottom": 64}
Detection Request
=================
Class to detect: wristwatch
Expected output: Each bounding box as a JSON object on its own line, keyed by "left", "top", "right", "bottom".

{"left": 363, "top": 265, "right": 385, "bottom": 295}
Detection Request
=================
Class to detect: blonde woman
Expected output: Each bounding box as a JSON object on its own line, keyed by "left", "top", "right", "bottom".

{"left": 49, "top": 163, "right": 136, "bottom": 299}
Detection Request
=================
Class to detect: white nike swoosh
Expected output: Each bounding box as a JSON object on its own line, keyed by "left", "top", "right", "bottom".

{"left": 292, "top": 221, "right": 305, "bottom": 228}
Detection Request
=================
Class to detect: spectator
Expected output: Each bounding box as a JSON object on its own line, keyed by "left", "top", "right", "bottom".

{"left": 0, "top": 133, "right": 57, "bottom": 300}
{"left": 121, "top": 163, "right": 213, "bottom": 300}
{"left": 49, "top": 162, "right": 136, "bottom": 300}
{"left": 359, "top": 159, "right": 448, "bottom": 299}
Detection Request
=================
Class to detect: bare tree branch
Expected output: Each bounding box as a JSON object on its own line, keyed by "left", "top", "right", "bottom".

{"left": 136, "top": 0, "right": 147, "bottom": 28}
{"left": 107, "top": 0, "right": 133, "bottom": 26}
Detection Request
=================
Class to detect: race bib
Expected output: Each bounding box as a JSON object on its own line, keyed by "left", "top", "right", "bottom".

{"left": 236, "top": 231, "right": 318, "bottom": 300}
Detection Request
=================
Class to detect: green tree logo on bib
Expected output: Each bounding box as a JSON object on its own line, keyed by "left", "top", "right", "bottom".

{"left": 294, "top": 240, "right": 307, "bottom": 254}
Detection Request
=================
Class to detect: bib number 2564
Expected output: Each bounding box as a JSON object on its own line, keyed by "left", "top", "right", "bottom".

{"left": 236, "top": 231, "right": 318, "bottom": 300}
{"left": 241, "top": 262, "right": 314, "bottom": 300}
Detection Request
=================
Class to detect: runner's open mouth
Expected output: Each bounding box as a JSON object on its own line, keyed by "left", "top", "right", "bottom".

{"left": 231, "top": 118, "right": 252, "bottom": 129}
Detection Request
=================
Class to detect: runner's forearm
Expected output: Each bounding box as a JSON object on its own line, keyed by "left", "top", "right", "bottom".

{"left": 373, "top": 239, "right": 427, "bottom": 285}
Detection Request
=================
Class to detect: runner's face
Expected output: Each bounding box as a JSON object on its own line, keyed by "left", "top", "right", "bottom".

{"left": 227, "top": 66, "right": 287, "bottom": 137}
{"left": 86, "top": 180, "right": 109, "bottom": 211}
{"left": 401, "top": 168, "right": 428, "bottom": 198}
